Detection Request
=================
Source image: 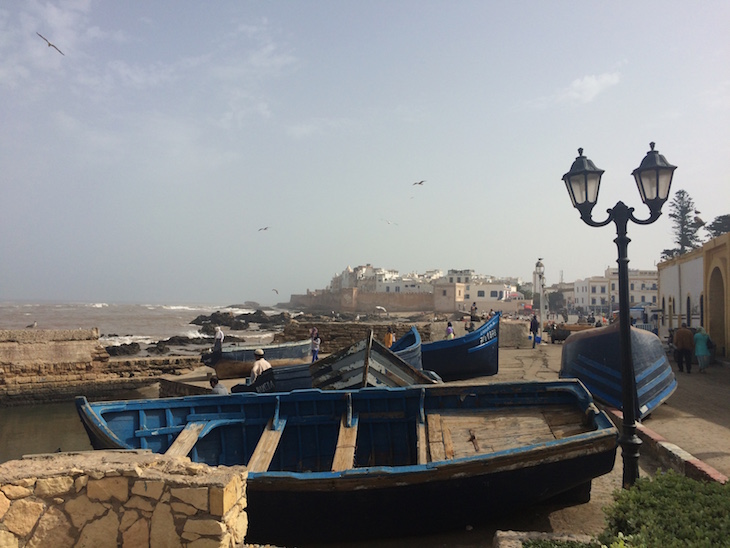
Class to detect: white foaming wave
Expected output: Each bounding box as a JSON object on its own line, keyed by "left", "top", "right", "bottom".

{"left": 88, "top": 303, "right": 109, "bottom": 308}
{"left": 100, "top": 334, "right": 155, "bottom": 346}
{"left": 181, "top": 330, "right": 206, "bottom": 339}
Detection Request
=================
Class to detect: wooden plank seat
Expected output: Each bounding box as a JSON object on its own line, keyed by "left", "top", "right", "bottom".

{"left": 331, "top": 413, "right": 359, "bottom": 471}
{"left": 426, "top": 413, "right": 455, "bottom": 462}
{"left": 247, "top": 417, "right": 288, "bottom": 473}
{"left": 165, "top": 421, "right": 206, "bottom": 457}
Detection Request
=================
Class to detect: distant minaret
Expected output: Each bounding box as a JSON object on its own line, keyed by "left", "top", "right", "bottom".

{"left": 560, "top": 270, "right": 564, "bottom": 284}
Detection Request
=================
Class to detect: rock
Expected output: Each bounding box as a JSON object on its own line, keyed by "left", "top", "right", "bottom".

{"left": 105, "top": 343, "right": 141, "bottom": 356}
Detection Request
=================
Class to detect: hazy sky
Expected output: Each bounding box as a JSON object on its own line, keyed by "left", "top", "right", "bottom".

{"left": 1, "top": 1, "right": 728, "bottom": 306}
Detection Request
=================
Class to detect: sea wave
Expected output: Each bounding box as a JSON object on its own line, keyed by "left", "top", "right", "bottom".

{"left": 88, "top": 303, "right": 109, "bottom": 308}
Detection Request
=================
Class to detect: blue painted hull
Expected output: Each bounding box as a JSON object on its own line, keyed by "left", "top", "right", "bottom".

{"left": 560, "top": 323, "right": 677, "bottom": 420}
{"left": 202, "top": 338, "right": 311, "bottom": 379}
{"left": 421, "top": 313, "right": 500, "bottom": 380}
{"left": 390, "top": 326, "right": 422, "bottom": 369}
{"left": 76, "top": 379, "right": 616, "bottom": 543}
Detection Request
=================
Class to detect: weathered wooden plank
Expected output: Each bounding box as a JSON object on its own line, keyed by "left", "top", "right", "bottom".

{"left": 164, "top": 421, "right": 206, "bottom": 457}
{"left": 427, "top": 414, "right": 445, "bottom": 462}
{"left": 332, "top": 414, "right": 359, "bottom": 471}
{"left": 247, "top": 418, "right": 287, "bottom": 473}
{"left": 417, "top": 422, "right": 428, "bottom": 465}
{"left": 442, "top": 417, "right": 454, "bottom": 460}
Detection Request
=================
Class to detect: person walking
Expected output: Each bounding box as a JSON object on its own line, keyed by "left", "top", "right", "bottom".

{"left": 694, "top": 326, "right": 711, "bottom": 373}
{"left": 310, "top": 330, "right": 321, "bottom": 363}
{"left": 530, "top": 314, "right": 540, "bottom": 348}
{"left": 384, "top": 326, "right": 395, "bottom": 348}
{"left": 445, "top": 322, "right": 455, "bottom": 340}
{"left": 673, "top": 323, "right": 695, "bottom": 373}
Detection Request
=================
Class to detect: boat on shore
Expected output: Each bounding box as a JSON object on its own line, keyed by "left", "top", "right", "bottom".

{"left": 421, "top": 312, "right": 500, "bottom": 380}
{"left": 390, "top": 325, "right": 423, "bottom": 369}
{"left": 201, "top": 339, "right": 311, "bottom": 379}
{"left": 560, "top": 323, "right": 677, "bottom": 420}
{"left": 75, "top": 379, "right": 617, "bottom": 544}
{"left": 309, "top": 330, "right": 437, "bottom": 389}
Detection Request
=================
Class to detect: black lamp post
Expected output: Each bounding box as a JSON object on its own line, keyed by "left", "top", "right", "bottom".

{"left": 562, "top": 142, "right": 677, "bottom": 488}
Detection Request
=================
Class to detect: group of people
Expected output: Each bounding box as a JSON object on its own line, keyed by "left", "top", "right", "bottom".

{"left": 672, "top": 323, "right": 714, "bottom": 373}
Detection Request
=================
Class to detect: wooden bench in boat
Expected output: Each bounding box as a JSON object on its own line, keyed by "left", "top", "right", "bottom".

{"left": 165, "top": 421, "right": 206, "bottom": 457}
{"left": 247, "top": 417, "right": 288, "bottom": 473}
{"left": 332, "top": 413, "right": 359, "bottom": 472}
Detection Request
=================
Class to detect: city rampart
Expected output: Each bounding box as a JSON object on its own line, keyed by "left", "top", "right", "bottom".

{"left": 0, "top": 450, "right": 247, "bottom": 547}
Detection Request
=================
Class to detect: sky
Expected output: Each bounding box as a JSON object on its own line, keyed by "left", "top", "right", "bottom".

{"left": 1, "top": 1, "right": 729, "bottom": 306}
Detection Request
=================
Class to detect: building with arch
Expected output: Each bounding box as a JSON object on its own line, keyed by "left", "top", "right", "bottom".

{"left": 658, "top": 233, "right": 730, "bottom": 358}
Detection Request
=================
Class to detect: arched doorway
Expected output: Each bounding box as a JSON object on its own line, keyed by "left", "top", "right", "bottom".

{"left": 709, "top": 267, "right": 726, "bottom": 357}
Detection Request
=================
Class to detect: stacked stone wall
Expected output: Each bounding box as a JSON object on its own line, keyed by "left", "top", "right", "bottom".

{"left": 274, "top": 321, "right": 433, "bottom": 353}
{"left": 0, "top": 330, "right": 200, "bottom": 406}
{"left": 0, "top": 450, "right": 247, "bottom": 547}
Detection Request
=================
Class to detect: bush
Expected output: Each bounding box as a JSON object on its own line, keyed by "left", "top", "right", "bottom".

{"left": 524, "top": 471, "right": 730, "bottom": 548}
{"left": 598, "top": 470, "right": 730, "bottom": 547}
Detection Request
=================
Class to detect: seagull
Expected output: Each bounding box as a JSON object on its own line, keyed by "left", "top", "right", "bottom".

{"left": 26, "top": 321, "right": 37, "bottom": 328}
{"left": 381, "top": 218, "right": 398, "bottom": 226}
{"left": 36, "top": 32, "right": 64, "bottom": 55}
{"left": 258, "top": 226, "right": 269, "bottom": 231}
{"left": 272, "top": 289, "right": 279, "bottom": 295}
{"left": 413, "top": 180, "right": 425, "bottom": 186}
{"left": 694, "top": 216, "right": 705, "bottom": 227}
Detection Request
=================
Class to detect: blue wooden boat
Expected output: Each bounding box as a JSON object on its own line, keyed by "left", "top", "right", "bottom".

{"left": 75, "top": 380, "right": 617, "bottom": 544}
{"left": 421, "top": 312, "right": 500, "bottom": 380}
{"left": 560, "top": 323, "right": 677, "bottom": 420}
{"left": 390, "top": 325, "right": 423, "bottom": 369}
{"left": 309, "top": 330, "right": 437, "bottom": 389}
{"left": 201, "top": 338, "right": 311, "bottom": 379}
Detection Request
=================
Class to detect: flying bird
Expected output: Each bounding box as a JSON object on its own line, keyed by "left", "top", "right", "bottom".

{"left": 26, "top": 321, "right": 37, "bottom": 328}
{"left": 36, "top": 32, "right": 64, "bottom": 55}
{"left": 381, "top": 218, "right": 398, "bottom": 226}
{"left": 413, "top": 180, "right": 425, "bottom": 186}
{"left": 272, "top": 289, "right": 279, "bottom": 295}
{"left": 694, "top": 216, "right": 705, "bottom": 227}
{"left": 258, "top": 226, "right": 269, "bottom": 231}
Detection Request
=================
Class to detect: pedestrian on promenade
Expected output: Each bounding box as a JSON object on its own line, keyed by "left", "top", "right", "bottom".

{"left": 311, "top": 330, "right": 321, "bottom": 362}
{"left": 694, "top": 326, "right": 711, "bottom": 373}
{"left": 673, "top": 323, "right": 695, "bottom": 373}
{"left": 445, "top": 322, "right": 455, "bottom": 340}
{"left": 384, "top": 326, "right": 395, "bottom": 348}
{"left": 530, "top": 314, "right": 539, "bottom": 348}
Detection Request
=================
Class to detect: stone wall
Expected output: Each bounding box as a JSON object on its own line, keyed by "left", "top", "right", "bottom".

{"left": 274, "top": 321, "right": 433, "bottom": 353}
{"left": 290, "top": 288, "right": 433, "bottom": 313}
{"left": 0, "top": 450, "right": 247, "bottom": 547}
{"left": 0, "top": 330, "right": 200, "bottom": 406}
{"left": 274, "top": 319, "right": 530, "bottom": 352}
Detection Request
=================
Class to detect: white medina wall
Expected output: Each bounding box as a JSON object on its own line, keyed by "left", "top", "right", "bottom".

{"left": 658, "top": 254, "right": 704, "bottom": 340}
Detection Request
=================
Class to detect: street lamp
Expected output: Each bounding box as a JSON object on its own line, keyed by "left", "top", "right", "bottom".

{"left": 562, "top": 143, "right": 677, "bottom": 488}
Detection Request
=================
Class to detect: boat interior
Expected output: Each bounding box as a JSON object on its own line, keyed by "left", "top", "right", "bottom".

{"left": 94, "top": 385, "right": 599, "bottom": 471}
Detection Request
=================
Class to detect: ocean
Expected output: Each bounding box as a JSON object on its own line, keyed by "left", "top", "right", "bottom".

{"left": 0, "top": 301, "right": 286, "bottom": 346}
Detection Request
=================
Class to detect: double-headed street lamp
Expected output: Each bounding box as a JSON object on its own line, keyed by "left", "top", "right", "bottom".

{"left": 534, "top": 259, "right": 545, "bottom": 340}
{"left": 562, "top": 142, "right": 677, "bottom": 488}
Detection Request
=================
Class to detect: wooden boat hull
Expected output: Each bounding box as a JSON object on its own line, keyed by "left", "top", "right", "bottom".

{"left": 390, "top": 325, "right": 423, "bottom": 369}
{"left": 421, "top": 313, "right": 500, "bottom": 380}
{"left": 231, "top": 363, "right": 313, "bottom": 394}
{"left": 76, "top": 380, "right": 617, "bottom": 543}
{"left": 560, "top": 323, "right": 677, "bottom": 419}
{"left": 309, "top": 330, "right": 436, "bottom": 389}
{"left": 202, "top": 339, "right": 311, "bottom": 379}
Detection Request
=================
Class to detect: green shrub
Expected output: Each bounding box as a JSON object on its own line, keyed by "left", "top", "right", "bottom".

{"left": 524, "top": 471, "right": 730, "bottom": 548}
{"left": 598, "top": 470, "right": 730, "bottom": 547}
